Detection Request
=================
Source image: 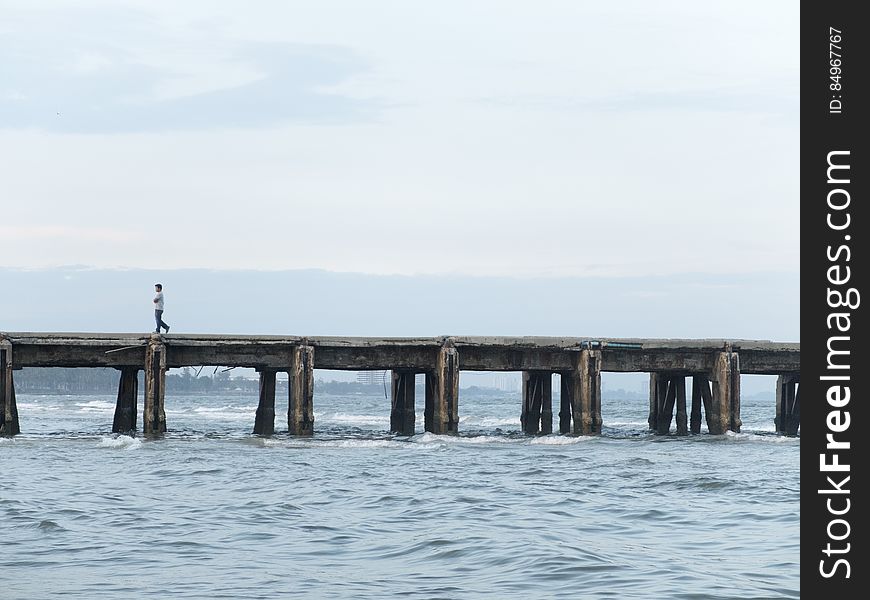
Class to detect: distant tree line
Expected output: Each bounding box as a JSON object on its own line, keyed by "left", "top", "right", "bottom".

{"left": 14, "top": 367, "right": 395, "bottom": 395}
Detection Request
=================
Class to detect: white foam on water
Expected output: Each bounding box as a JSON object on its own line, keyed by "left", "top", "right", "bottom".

{"left": 98, "top": 435, "right": 142, "bottom": 450}
{"left": 0, "top": 437, "right": 11, "bottom": 445}
{"left": 16, "top": 402, "right": 62, "bottom": 411}
{"left": 750, "top": 424, "right": 778, "bottom": 432}
{"left": 459, "top": 416, "right": 518, "bottom": 427}
{"left": 319, "top": 413, "right": 389, "bottom": 426}
{"left": 193, "top": 405, "right": 255, "bottom": 414}
{"left": 724, "top": 430, "right": 799, "bottom": 443}
{"left": 263, "top": 438, "right": 396, "bottom": 449}
{"left": 412, "top": 432, "right": 514, "bottom": 445}
{"left": 529, "top": 435, "right": 595, "bottom": 445}
{"left": 75, "top": 400, "right": 115, "bottom": 411}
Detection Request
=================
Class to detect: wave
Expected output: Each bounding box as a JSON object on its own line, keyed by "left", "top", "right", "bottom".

{"left": 459, "top": 416, "right": 518, "bottom": 427}
{"left": 263, "top": 438, "right": 396, "bottom": 449}
{"left": 318, "top": 413, "right": 390, "bottom": 426}
{"left": 98, "top": 435, "right": 142, "bottom": 450}
{"left": 724, "top": 431, "right": 799, "bottom": 443}
{"left": 412, "top": 432, "right": 515, "bottom": 446}
{"left": 529, "top": 435, "right": 596, "bottom": 445}
{"left": 75, "top": 400, "right": 116, "bottom": 411}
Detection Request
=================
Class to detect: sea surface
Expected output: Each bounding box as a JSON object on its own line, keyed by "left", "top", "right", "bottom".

{"left": 2, "top": 385, "right": 799, "bottom": 599}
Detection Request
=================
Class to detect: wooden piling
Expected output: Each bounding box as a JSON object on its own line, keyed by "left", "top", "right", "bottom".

{"left": 590, "top": 353, "right": 602, "bottom": 434}
{"left": 648, "top": 373, "right": 659, "bottom": 431}
{"left": 690, "top": 376, "right": 703, "bottom": 434}
{"left": 776, "top": 374, "right": 800, "bottom": 436}
{"left": 774, "top": 375, "right": 783, "bottom": 433}
{"left": 729, "top": 353, "right": 741, "bottom": 433}
{"left": 254, "top": 368, "right": 277, "bottom": 435}
{"left": 699, "top": 376, "right": 714, "bottom": 432}
{"left": 559, "top": 372, "right": 572, "bottom": 434}
{"left": 390, "top": 370, "right": 416, "bottom": 436}
{"left": 708, "top": 351, "right": 739, "bottom": 435}
{"left": 143, "top": 338, "right": 166, "bottom": 435}
{"left": 674, "top": 376, "right": 688, "bottom": 435}
{"left": 788, "top": 378, "right": 800, "bottom": 436}
{"left": 288, "top": 345, "right": 314, "bottom": 436}
{"left": 521, "top": 371, "right": 552, "bottom": 434}
{"left": 1, "top": 340, "right": 20, "bottom": 436}
{"left": 424, "top": 343, "right": 459, "bottom": 434}
{"left": 571, "top": 349, "right": 601, "bottom": 435}
{"left": 112, "top": 367, "right": 138, "bottom": 433}
{"left": 540, "top": 373, "right": 553, "bottom": 435}
{"left": 656, "top": 375, "right": 677, "bottom": 435}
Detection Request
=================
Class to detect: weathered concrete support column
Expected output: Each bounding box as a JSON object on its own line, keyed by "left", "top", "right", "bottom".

{"left": 559, "top": 373, "right": 572, "bottom": 434}
{"left": 709, "top": 350, "right": 740, "bottom": 435}
{"left": 0, "top": 340, "right": 20, "bottom": 436}
{"left": 647, "top": 373, "right": 659, "bottom": 431}
{"left": 700, "top": 376, "right": 714, "bottom": 432}
{"left": 253, "top": 368, "right": 277, "bottom": 435}
{"left": 656, "top": 374, "right": 677, "bottom": 435}
{"left": 540, "top": 374, "right": 553, "bottom": 435}
{"left": 674, "top": 376, "right": 688, "bottom": 436}
{"left": 589, "top": 352, "right": 602, "bottom": 433}
{"left": 390, "top": 370, "right": 416, "bottom": 436}
{"left": 690, "top": 376, "right": 704, "bottom": 434}
{"left": 288, "top": 345, "right": 314, "bottom": 436}
{"left": 521, "top": 371, "right": 552, "bottom": 434}
{"left": 570, "top": 349, "right": 601, "bottom": 435}
{"left": 143, "top": 338, "right": 166, "bottom": 435}
{"left": 729, "top": 353, "right": 741, "bottom": 433}
{"left": 424, "top": 342, "right": 459, "bottom": 434}
{"left": 112, "top": 367, "right": 139, "bottom": 433}
{"left": 775, "top": 374, "right": 800, "bottom": 436}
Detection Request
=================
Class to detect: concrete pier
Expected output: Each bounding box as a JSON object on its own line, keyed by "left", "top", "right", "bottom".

{"left": 0, "top": 333, "right": 800, "bottom": 438}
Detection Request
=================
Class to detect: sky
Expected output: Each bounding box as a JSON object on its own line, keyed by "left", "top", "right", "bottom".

{"left": 0, "top": 0, "right": 799, "bottom": 278}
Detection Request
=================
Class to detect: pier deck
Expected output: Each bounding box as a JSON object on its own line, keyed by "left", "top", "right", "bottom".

{"left": 1, "top": 333, "right": 800, "bottom": 437}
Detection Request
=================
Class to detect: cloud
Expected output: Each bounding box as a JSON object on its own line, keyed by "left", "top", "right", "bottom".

{"left": 0, "top": 8, "right": 377, "bottom": 133}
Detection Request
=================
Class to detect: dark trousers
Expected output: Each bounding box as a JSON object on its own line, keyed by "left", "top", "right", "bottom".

{"left": 155, "top": 310, "right": 169, "bottom": 332}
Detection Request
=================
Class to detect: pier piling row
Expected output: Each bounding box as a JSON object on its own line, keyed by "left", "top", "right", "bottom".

{"left": 0, "top": 333, "right": 800, "bottom": 438}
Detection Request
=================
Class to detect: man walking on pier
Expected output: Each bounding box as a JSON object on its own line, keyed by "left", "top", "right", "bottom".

{"left": 153, "top": 283, "right": 170, "bottom": 334}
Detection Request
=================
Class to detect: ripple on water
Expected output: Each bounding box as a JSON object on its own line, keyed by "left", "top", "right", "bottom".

{"left": 2, "top": 391, "right": 799, "bottom": 599}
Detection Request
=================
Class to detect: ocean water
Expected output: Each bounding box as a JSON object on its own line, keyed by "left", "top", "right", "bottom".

{"left": 2, "top": 386, "right": 799, "bottom": 599}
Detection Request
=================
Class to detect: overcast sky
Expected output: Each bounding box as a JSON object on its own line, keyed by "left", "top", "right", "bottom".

{"left": 0, "top": 1, "right": 798, "bottom": 278}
